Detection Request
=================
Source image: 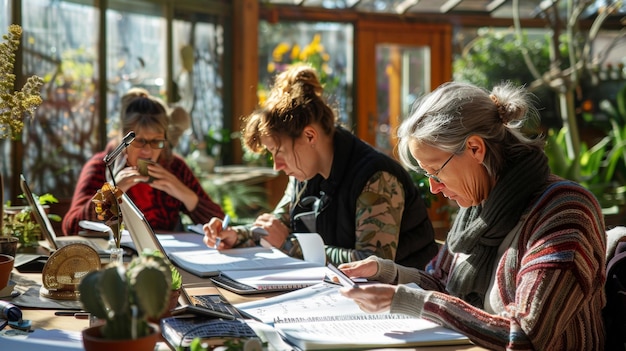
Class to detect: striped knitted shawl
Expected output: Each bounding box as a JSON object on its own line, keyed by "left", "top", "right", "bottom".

{"left": 446, "top": 149, "right": 550, "bottom": 307}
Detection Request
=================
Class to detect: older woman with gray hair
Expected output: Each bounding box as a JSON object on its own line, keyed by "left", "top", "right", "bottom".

{"left": 339, "top": 81, "right": 606, "bottom": 350}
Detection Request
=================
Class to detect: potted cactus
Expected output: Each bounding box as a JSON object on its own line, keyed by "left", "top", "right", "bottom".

{"left": 78, "top": 253, "right": 172, "bottom": 350}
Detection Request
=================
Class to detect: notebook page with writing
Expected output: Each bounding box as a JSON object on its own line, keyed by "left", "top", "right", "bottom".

{"left": 236, "top": 282, "right": 362, "bottom": 324}
{"left": 235, "top": 282, "right": 470, "bottom": 350}
{"left": 274, "top": 314, "right": 469, "bottom": 350}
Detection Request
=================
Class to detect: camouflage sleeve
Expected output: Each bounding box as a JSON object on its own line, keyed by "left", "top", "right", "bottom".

{"left": 326, "top": 171, "right": 405, "bottom": 265}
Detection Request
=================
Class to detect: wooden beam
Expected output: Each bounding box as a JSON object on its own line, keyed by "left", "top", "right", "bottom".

{"left": 231, "top": 0, "right": 259, "bottom": 163}
{"left": 486, "top": 0, "right": 507, "bottom": 12}
{"left": 258, "top": 4, "right": 625, "bottom": 30}
{"left": 440, "top": 0, "right": 462, "bottom": 13}
{"left": 395, "top": 0, "right": 420, "bottom": 15}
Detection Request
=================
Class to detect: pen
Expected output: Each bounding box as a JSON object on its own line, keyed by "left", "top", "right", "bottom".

{"left": 54, "top": 311, "right": 91, "bottom": 319}
{"left": 215, "top": 214, "right": 230, "bottom": 249}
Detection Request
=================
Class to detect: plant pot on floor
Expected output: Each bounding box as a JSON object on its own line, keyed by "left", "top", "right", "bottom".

{"left": 82, "top": 323, "right": 160, "bottom": 351}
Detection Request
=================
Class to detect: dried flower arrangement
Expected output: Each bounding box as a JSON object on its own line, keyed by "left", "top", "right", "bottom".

{"left": 0, "top": 24, "right": 44, "bottom": 139}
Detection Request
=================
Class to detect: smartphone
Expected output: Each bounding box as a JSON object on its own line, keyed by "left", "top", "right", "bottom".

{"left": 326, "top": 263, "right": 359, "bottom": 288}
{"left": 170, "top": 305, "right": 236, "bottom": 320}
{"left": 251, "top": 226, "right": 269, "bottom": 236}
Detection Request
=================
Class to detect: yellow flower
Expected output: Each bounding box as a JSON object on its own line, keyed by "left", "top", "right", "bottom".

{"left": 257, "top": 89, "right": 267, "bottom": 107}
{"left": 272, "top": 42, "right": 290, "bottom": 62}
{"left": 267, "top": 62, "right": 276, "bottom": 73}
{"left": 290, "top": 45, "right": 301, "bottom": 61}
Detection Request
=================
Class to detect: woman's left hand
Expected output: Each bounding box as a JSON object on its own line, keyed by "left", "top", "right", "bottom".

{"left": 144, "top": 163, "right": 198, "bottom": 210}
{"left": 252, "top": 213, "right": 290, "bottom": 248}
{"left": 339, "top": 283, "right": 397, "bottom": 313}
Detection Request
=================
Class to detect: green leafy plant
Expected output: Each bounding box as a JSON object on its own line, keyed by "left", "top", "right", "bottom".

{"left": 198, "top": 179, "right": 270, "bottom": 223}
{"left": 545, "top": 124, "right": 626, "bottom": 209}
{"left": 454, "top": 28, "right": 557, "bottom": 88}
{"left": 79, "top": 253, "right": 172, "bottom": 340}
{"left": 408, "top": 170, "right": 439, "bottom": 209}
{"left": 136, "top": 248, "right": 182, "bottom": 291}
{"left": 2, "top": 192, "right": 60, "bottom": 247}
{"left": 205, "top": 126, "right": 231, "bottom": 160}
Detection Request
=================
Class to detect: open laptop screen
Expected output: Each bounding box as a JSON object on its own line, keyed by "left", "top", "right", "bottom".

{"left": 19, "top": 174, "right": 60, "bottom": 251}
{"left": 119, "top": 193, "right": 166, "bottom": 255}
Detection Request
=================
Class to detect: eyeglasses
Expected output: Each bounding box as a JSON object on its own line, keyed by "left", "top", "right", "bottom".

{"left": 422, "top": 153, "right": 455, "bottom": 183}
{"left": 130, "top": 138, "right": 166, "bottom": 149}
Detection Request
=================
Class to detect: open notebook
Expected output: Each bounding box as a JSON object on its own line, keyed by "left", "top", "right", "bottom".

{"left": 236, "top": 282, "right": 471, "bottom": 350}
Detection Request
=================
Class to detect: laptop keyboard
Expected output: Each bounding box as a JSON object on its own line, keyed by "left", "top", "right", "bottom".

{"left": 189, "top": 294, "right": 242, "bottom": 319}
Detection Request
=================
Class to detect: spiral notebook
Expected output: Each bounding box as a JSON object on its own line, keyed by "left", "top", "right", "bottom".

{"left": 210, "top": 266, "right": 328, "bottom": 294}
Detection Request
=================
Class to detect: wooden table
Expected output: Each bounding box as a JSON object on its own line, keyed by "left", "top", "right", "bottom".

{"left": 7, "top": 266, "right": 486, "bottom": 351}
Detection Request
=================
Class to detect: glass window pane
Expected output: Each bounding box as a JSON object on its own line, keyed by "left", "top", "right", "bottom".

{"left": 172, "top": 15, "right": 225, "bottom": 157}
{"left": 375, "top": 45, "right": 430, "bottom": 154}
{"left": 19, "top": 0, "right": 98, "bottom": 198}
{"left": 258, "top": 21, "right": 353, "bottom": 126}
{"left": 1, "top": 0, "right": 9, "bottom": 30}
{"left": 106, "top": 4, "right": 167, "bottom": 137}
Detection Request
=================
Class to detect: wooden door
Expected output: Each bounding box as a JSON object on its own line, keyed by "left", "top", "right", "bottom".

{"left": 355, "top": 21, "right": 452, "bottom": 153}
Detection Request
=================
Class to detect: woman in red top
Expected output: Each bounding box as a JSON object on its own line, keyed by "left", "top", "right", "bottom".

{"left": 62, "top": 88, "right": 223, "bottom": 235}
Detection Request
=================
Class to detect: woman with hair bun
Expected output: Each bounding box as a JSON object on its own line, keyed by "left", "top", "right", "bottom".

{"left": 203, "top": 64, "right": 439, "bottom": 269}
{"left": 337, "top": 81, "right": 606, "bottom": 350}
{"left": 63, "top": 88, "right": 223, "bottom": 235}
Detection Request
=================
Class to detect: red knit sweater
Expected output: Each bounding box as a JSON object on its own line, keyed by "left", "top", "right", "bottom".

{"left": 62, "top": 151, "right": 223, "bottom": 235}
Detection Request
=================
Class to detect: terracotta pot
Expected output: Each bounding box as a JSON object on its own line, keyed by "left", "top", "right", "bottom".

{"left": 0, "top": 254, "right": 14, "bottom": 290}
{"left": 0, "top": 237, "right": 18, "bottom": 257}
{"left": 82, "top": 323, "right": 160, "bottom": 351}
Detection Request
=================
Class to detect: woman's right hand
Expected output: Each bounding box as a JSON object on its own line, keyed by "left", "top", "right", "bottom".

{"left": 203, "top": 217, "right": 237, "bottom": 249}
{"left": 114, "top": 166, "right": 149, "bottom": 192}
{"left": 338, "top": 259, "right": 379, "bottom": 279}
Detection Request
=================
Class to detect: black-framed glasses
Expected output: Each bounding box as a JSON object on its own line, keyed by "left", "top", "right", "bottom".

{"left": 130, "top": 138, "right": 166, "bottom": 149}
{"left": 423, "top": 153, "right": 455, "bottom": 183}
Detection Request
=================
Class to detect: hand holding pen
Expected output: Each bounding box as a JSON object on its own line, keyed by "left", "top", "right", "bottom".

{"left": 214, "top": 214, "right": 230, "bottom": 249}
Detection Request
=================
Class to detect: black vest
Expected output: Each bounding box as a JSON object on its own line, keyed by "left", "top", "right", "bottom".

{"left": 290, "top": 127, "right": 438, "bottom": 269}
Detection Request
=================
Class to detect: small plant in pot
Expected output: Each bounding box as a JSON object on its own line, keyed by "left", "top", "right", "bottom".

{"left": 135, "top": 248, "right": 183, "bottom": 319}
{"left": 78, "top": 253, "right": 172, "bottom": 350}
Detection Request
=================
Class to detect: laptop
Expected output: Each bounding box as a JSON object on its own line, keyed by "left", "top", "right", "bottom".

{"left": 118, "top": 192, "right": 166, "bottom": 254}
{"left": 19, "top": 174, "right": 111, "bottom": 256}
